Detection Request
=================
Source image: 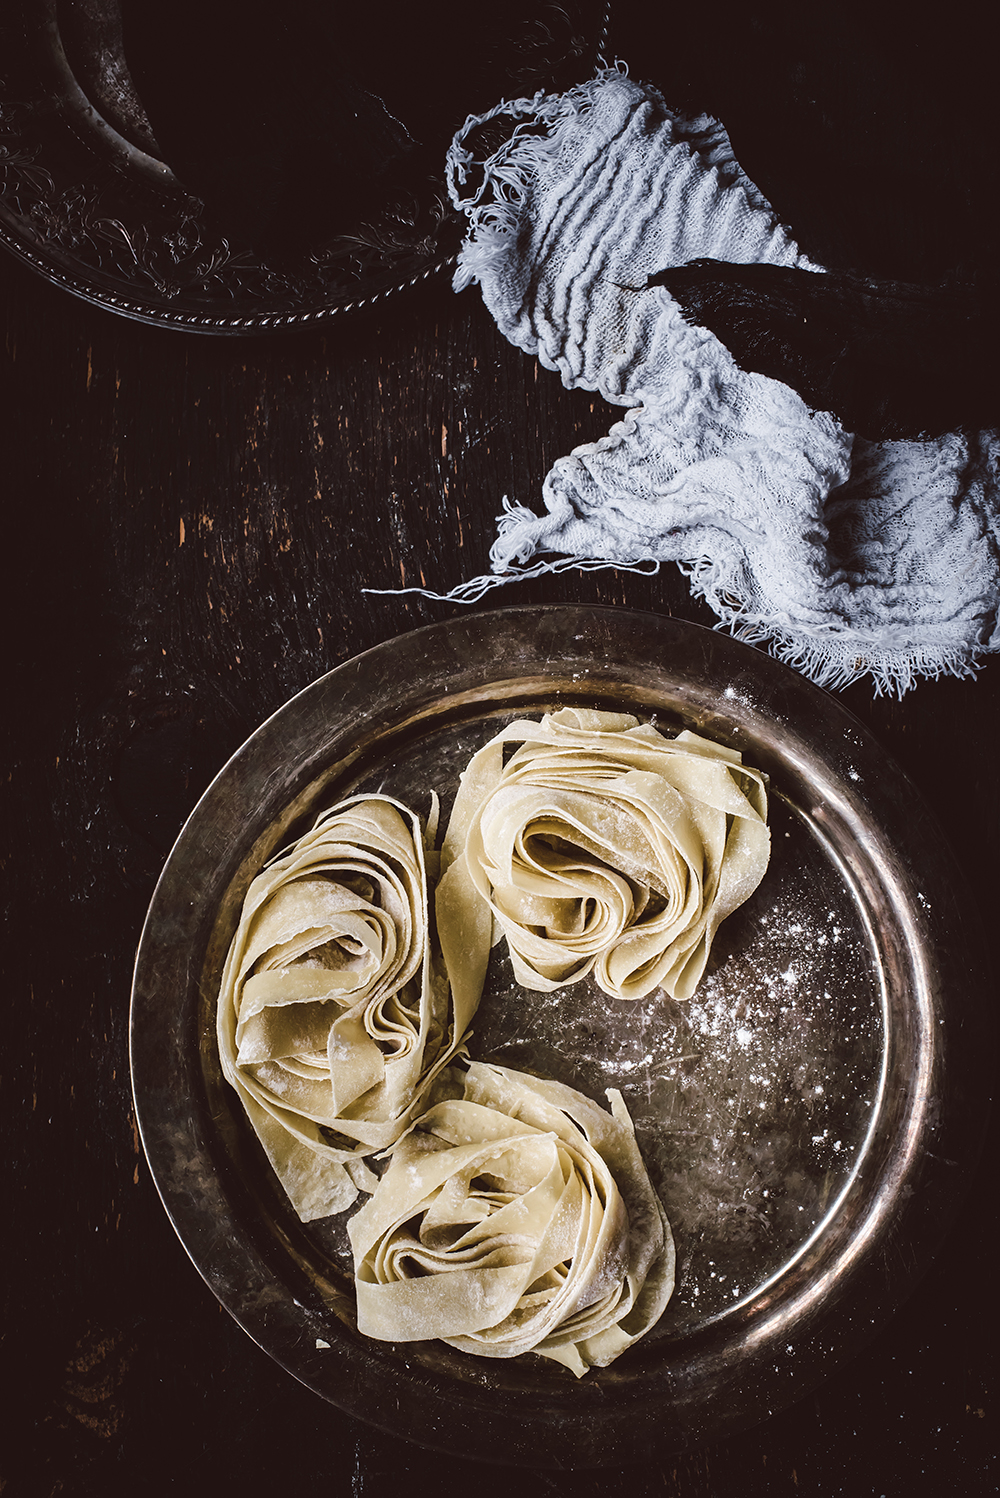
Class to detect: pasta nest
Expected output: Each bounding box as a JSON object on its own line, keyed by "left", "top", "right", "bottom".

{"left": 216, "top": 796, "right": 480, "bottom": 1221}
{"left": 349, "top": 1062, "right": 675, "bottom": 1376}
{"left": 437, "top": 708, "right": 770, "bottom": 1002}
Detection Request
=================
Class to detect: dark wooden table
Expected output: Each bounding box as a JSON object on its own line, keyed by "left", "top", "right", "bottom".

{"left": 3, "top": 20, "right": 997, "bottom": 1488}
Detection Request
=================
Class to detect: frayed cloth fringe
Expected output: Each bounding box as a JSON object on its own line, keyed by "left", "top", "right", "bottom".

{"left": 446, "top": 66, "right": 631, "bottom": 294}
{"left": 364, "top": 543, "right": 982, "bottom": 697}
{"left": 678, "top": 558, "right": 983, "bottom": 697}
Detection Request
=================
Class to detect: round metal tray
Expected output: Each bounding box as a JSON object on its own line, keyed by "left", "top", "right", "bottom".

{"left": 1, "top": 0, "right": 606, "bottom": 331}
{"left": 130, "top": 606, "right": 987, "bottom": 1466}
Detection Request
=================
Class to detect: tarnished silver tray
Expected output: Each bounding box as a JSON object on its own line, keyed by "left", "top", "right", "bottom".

{"left": 130, "top": 606, "right": 987, "bottom": 1466}
{"left": 1, "top": 0, "right": 606, "bottom": 331}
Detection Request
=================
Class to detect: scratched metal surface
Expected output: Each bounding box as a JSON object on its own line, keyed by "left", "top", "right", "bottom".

{"left": 314, "top": 717, "right": 883, "bottom": 1343}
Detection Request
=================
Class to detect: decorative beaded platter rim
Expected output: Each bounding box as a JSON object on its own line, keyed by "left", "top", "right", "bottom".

{"left": 0, "top": 0, "right": 607, "bottom": 332}
{"left": 130, "top": 606, "right": 987, "bottom": 1466}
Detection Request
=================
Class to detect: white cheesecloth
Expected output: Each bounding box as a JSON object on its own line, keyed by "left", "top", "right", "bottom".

{"left": 435, "top": 68, "right": 999, "bottom": 695}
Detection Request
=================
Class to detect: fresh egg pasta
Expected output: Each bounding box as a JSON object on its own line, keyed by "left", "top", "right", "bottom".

{"left": 217, "top": 796, "right": 484, "bottom": 1221}
{"left": 349, "top": 1061, "right": 675, "bottom": 1376}
{"left": 436, "top": 708, "right": 770, "bottom": 1002}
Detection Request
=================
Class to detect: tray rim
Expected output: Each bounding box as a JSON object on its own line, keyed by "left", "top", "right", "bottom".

{"left": 0, "top": 0, "right": 601, "bottom": 332}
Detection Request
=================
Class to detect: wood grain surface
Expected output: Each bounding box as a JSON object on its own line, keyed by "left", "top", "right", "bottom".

{"left": 3, "top": 11, "right": 997, "bottom": 1490}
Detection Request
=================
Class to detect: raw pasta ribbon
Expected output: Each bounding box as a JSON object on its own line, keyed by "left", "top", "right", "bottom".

{"left": 349, "top": 1061, "right": 675, "bottom": 1376}
{"left": 437, "top": 708, "right": 769, "bottom": 1001}
{"left": 217, "top": 796, "right": 484, "bottom": 1221}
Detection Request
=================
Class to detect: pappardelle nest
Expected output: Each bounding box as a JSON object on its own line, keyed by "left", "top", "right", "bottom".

{"left": 216, "top": 795, "right": 483, "bottom": 1221}
{"left": 350, "top": 1061, "right": 675, "bottom": 1377}
{"left": 437, "top": 707, "right": 770, "bottom": 1002}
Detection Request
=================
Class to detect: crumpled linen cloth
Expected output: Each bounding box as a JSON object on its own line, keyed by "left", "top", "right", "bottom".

{"left": 441, "top": 69, "right": 999, "bottom": 694}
